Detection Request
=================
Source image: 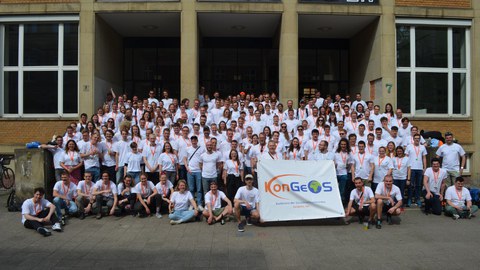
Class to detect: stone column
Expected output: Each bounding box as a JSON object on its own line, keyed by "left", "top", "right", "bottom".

{"left": 180, "top": 0, "right": 198, "bottom": 102}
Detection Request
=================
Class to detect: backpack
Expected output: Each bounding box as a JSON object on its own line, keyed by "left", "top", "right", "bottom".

{"left": 6, "top": 189, "right": 22, "bottom": 212}
{"left": 469, "top": 188, "right": 480, "bottom": 206}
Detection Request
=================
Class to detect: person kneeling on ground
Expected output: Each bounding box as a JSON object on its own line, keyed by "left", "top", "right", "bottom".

{"left": 374, "top": 175, "right": 403, "bottom": 229}
{"left": 423, "top": 158, "right": 447, "bottom": 215}
{"left": 345, "top": 177, "right": 376, "bottom": 228}
{"left": 169, "top": 179, "right": 200, "bottom": 225}
{"left": 133, "top": 173, "right": 158, "bottom": 217}
{"left": 92, "top": 172, "right": 118, "bottom": 219}
{"left": 203, "top": 181, "right": 233, "bottom": 225}
{"left": 53, "top": 171, "right": 78, "bottom": 225}
{"left": 445, "top": 177, "right": 479, "bottom": 220}
{"left": 234, "top": 174, "right": 261, "bottom": 232}
{"left": 76, "top": 172, "right": 95, "bottom": 220}
{"left": 22, "top": 187, "right": 62, "bottom": 236}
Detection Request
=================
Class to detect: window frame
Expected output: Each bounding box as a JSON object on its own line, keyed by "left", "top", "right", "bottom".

{"left": 395, "top": 18, "right": 471, "bottom": 118}
{"left": 0, "top": 15, "right": 79, "bottom": 118}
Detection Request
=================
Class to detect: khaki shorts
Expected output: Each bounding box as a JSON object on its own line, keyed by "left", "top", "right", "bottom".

{"left": 212, "top": 207, "right": 225, "bottom": 217}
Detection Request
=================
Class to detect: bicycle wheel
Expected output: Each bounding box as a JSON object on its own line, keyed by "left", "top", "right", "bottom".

{"left": 2, "top": 167, "right": 15, "bottom": 189}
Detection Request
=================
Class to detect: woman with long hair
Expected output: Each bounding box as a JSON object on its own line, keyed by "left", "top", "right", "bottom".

{"left": 159, "top": 142, "right": 179, "bottom": 185}
{"left": 168, "top": 179, "right": 199, "bottom": 225}
{"left": 334, "top": 138, "right": 352, "bottom": 204}
{"left": 285, "top": 137, "right": 303, "bottom": 161}
{"left": 60, "top": 139, "right": 83, "bottom": 185}
{"left": 223, "top": 149, "right": 244, "bottom": 202}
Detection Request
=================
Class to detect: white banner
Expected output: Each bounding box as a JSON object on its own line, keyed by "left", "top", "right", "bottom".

{"left": 258, "top": 160, "right": 345, "bottom": 222}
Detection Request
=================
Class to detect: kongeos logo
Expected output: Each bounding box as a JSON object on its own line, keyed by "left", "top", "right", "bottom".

{"left": 264, "top": 174, "right": 333, "bottom": 200}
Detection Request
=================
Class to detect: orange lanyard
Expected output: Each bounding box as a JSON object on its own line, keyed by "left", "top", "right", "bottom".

{"left": 358, "top": 153, "right": 365, "bottom": 166}
{"left": 168, "top": 154, "right": 176, "bottom": 165}
{"left": 150, "top": 146, "right": 156, "bottom": 156}
{"left": 106, "top": 142, "right": 112, "bottom": 150}
{"left": 84, "top": 182, "right": 91, "bottom": 195}
{"left": 312, "top": 140, "right": 318, "bottom": 150}
{"left": 455, "top": 189, "right": 463, "bottom": 201}
{"left": 293, "top": 149, "right": 297, "bottom": 160}
{"left": 432, "top": 170, "right": 440, "bottom": 185}
{"left": 68, "top": 151, "right": 75, "bottom": 162}
{"left": 357, "top": 187, "right": 365, "bottom": 208}
{"left": 183, "top": 137, "right": 191, "bottom": 147}
{"left": 211, "top": 192, "right": 217, "bottom": 209}
{"left": 162, "top": 184, "right": 168, "bottom": 196}
{"left": 234, "top": 161, "right": 239, "bottom": 173}
{"left": 378, "top": 156, "right": 386, "bottom": 167}
{"left": 62, "top": 183, "right": 70, "bottom": 196}
{"left": 340, "top": 152, "right": 348, "bottom": 164}
{"left": 396, "top": 157, "right": 403, "bottom": 170}
{"left": 413, "top": 145, "right": 420, "bottom": 158}
{"left": 298, "top": 135, "right": 303, "bottom": 146}
{"left": 34, "top": 201, "right": 42, "bottom": 215}
{"left": 141, "top": 183, "right": 148, "bottom": 195}
{"left": 90, "top": 142, "right": 97, "bottom": 153}
{"left": 367, "top": 145, "right": 373, "bottom": 154}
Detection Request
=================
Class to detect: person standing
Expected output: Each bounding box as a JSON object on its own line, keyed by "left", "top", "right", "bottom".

{"left": 435, "top": 132, "right": 466, "bottom": 186}
{"left": 405, "top": 134, "right": 427, "bottom": 207}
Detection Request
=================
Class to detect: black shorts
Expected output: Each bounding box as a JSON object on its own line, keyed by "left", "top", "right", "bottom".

{"left": 353, "top": 203, "right": 370, "bottom": 216}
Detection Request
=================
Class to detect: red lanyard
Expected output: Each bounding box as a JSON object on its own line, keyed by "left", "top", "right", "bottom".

{"left": 168, "top": 154, "right": 176, "bottom": 165}
{"left": 210, "top": 192, "right": 217, "bottom": 208}
{"left": 68, "top": 151, "right": 75, "bottom": 162}
{"left": 293, "top": 149, "right": 297, "bottom": 160}
{"left": 34, "top": 201, "right": 42, "bottom": 215}
{"left": 150, "top": 146, "right": 156, "bottom": 156}
{"left": 62, "top": 183, "right": 70, "bottom": 196}
{"left": 396, "top": 157, "right": 403, "bottom": 170}
{"left": 162, "top": 184, "right": 168, "bottom": 196}
{"left": 413, "top": 145, "right": 420, "bottom": 158}
{"left": 433, "top": 170, "right": 440, "bottom": 185}
{"left": 141, "top": 183, "right": 148, "bottom": 195}
{"left": 455, "top": 188, "right": 463, "bottom": 201}
{"left": 378, "top": 156, "right": 386, "bottom": 167}
{"left": 234, "top": 161, "right": 239, "bottom": 173}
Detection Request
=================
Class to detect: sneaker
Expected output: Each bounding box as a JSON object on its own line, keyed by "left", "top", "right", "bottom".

{"left": 37, "top": 227, "right": 51, "bottom": 237}
{"left": 170, "top": 219, "right": 182, "bottom": 225}
{"left": 198, "top": 205, "right": 204, "bottom": 212}
{"left": 52, "top": 223, "right": 62, "bottom": 232}
{"left": 79, "top": 212, "right": 85, "bottom": 220}
{"left": 238, "top": 223, "right": 245, "bottom": 232}
{"left": 452, "top": 214, "right": 460, "bottom": 220}
{"left": 96, "top": 213, "right": 102, "bottom": 220}
{"left": 246, "top": 217, "right": 252, "bottom": 226}
{"left": 61, "top": 216, "right": 66, "bottom": 226}
{"left": 156, "top": 213, "right": 162, "bottom": 219}
{"left": 363, "top": 222, "right": 369, "bottom": 230}
{"left": 376, "top": 220, "right": 382, "bottom": 229}
{"left": 220, "top": 218, "right": 226, "bottom": 225}
{"left": 416, "top": 200, "right": 422, "bottom": 207}
{"left": 468, "top": 212, "right": 473, "bottom": 219}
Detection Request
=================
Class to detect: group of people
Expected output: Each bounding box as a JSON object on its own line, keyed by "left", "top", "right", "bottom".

{"left": 22, "top": 89, "right": 477, "bottom": 236}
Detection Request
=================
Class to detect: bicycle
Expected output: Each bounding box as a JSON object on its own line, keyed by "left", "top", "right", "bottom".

{"left": 0, "top": 156, "right": 15, "bottom": 189}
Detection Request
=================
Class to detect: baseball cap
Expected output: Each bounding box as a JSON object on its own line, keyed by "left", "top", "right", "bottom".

{"left": 245, "top": 174, "right": 254, "bottom": 180}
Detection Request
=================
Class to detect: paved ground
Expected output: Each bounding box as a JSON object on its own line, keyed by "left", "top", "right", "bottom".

{"left": 1, "top": 190, "right": 479, "bottom": 270}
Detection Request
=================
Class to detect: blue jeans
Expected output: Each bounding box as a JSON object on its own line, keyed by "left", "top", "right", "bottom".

{"left": 337, "top": 175, "right": 348, "bottom": 203}
{"left": 116, "top": 166, "right": 125, "bottom": 184}
{"left": 169, "top": 209, "right": 195, "bottom": 223}
{"left": 85, "top": 167, "right": 100, "bottom": 183}
{"left": 202, "top": 177, "right": 217, "bottom": 195}
{"left": 394, "top": 179, "right": 406, "bottom": 204}
{"left": 128, "top": 171, "right": 141, "bottom": 184}
{"left": 53, "top": 197, "right": 78, "bottom": 219}
{"left": 409, "top": 169, "right": 423, "bottom": 204}
{"left": 187, "top": 171, "right": 203, "bottom": 206}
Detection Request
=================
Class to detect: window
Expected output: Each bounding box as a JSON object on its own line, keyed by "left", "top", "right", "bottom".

{"left": 396, "top": 19, "right": 471, "bottom": 117}
{"left": 1, "top": 16, "right": 79, "bottom": 117}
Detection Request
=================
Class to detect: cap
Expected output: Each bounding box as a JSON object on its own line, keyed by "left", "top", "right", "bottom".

{"left": 245, "top": 174, "right": 254, "bottom": 179}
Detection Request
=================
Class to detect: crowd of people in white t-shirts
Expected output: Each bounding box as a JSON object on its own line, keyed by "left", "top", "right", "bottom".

{"left": 21, "top": 89, "right": 477, "bottom": 237}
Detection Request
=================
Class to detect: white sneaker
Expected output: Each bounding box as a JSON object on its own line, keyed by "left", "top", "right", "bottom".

{"left": 452, "top": 214, "right": 460, "bottom": 220}
{"left": 198, "top": 205, "right": 204, "bottom": 212}
{"left": 170, "top": 219, "right": 182, "bottom": 225}
{"left": 52, "top": 223, "right": 62, "bottom": 232}
{"left": 156, "top": 213, "right": 162, "bottom": 219}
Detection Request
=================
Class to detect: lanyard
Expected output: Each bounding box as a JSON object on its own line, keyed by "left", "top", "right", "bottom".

{"left": 234, "top": 160, "right": 239, "bottom": 173}
{"left": 378, "top": 156, "right": 386, "bottom": 167}
{"left": 432, "top": 170, "right": 440, "bottom": 185}
{"left": 68, "top": 151, "right": 75, "bottom": 162}
{"left": 357, "top": 187, "right": 365, "bottom": 208}
{"left": 141, "top": 183, "right": 148, "bottom": 196}
{"left": 312, "top": 140, "right": 318, "bottom": 150}
{"left": 396, "top": 157, "right": 403, "bottom": 170}
{"left": 34, "top": 201, "right": 42, "bottom": 215}
{"left": 340, "top": 152, "right": 348, "bottom": 164}
{"left": 168, "top": 154, "right": 176, "bottom": 166}
{"left": 293, "top": 149, "right": 297, "bottom": 160}
{"left": 367, "top": 145, "right": 373, "bottom": 154}
{"left": 384, "top": 183, "right": 391, "bottom": 197}
{"left": 455, "top": 188, "right": 463, "bottom": 201}
{"left": 210, "top": 192, "right": 217, "bottom": 209}
{"left": 150, "top": 145, "right": 156, "bottom": 156}
{"left": 358, "top": 153, "right": 365, "bottom": 167}
{"left": 62, "top": 183, "right": 70, "bottom": 197}
{"left": 84, "top": 182, "right": 91, "bottom": 195}
{"left": 183, "top": 137, "right": 191, "bottom": 147}
{"left": 162, "top": 184, "right": 168, "bottom": 197}
{"left": 269, "top": 153, "right": 278, "bottom": 160}
{"left": 413, "top": 145, "right": 420, "bottom": 158}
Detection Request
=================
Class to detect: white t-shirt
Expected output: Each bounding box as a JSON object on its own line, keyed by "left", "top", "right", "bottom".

{"left": 113, "top": 139, "right": 132, "bottom": 166}
{"left": 80, "top": 142, "right": 105, "bottom": 169}
{"left": 334, "top": 152, "right": 353, "bottom": 176}
{"left": 53, "top": 181, "right": 77, "bottom": 200}
{"left": 285, "top": 149, "right": 304, "bottom": 160}
{"left": 200, "top": 151, "right": 221, "bottom": 178}
{"left": 60, "top": 151, "right": 82, "bottom": 166}
{"left": 310, "top": 151, "right": 334, "bottom": 161}
{"left": 186, "top": 145, "right": 205, "bottom": 172}
{"left": 436, "top": 143, "right": 465, "bottom": 171}
{"left": 349, "top": 186, "right": 375, "bottom": 206}
{"left": 392, "top": 156, "right": 409, "bottom": 180}
{"left": 171, "top": 191, "right": 193, "bottom": 211}
{"left": 77, "top": 180, "right": 94, "bottom": 196}
{"left": 94, "top": 180, "right": 118, "bottom": 198}
{"left": 445, "top": 186, "right": 471, "bottom": 207}
{"left": 101, "top": 141, "right": 117, "bottom": 167}
{"left": 260, "top": 151, "right": 283, "bottom": 160}
{"left": 133, "top": 181, "right": 156, "bottom": 198}
{"left": 224, "top": 159, "right": 243, "bottom": 177}
{"left": 125, "top": 152, "right": 143, "bottom": 172}
{"left": 117, "top": 182, "right": 132, "bottom": 196}
{"left": 423, "top": 168, "right": 447, "bottom": 195}
{"left": 21, "top": 198, "right": 51, "bottom": 224}
{"left": 155, "top": 181, "right": 174, "bottom": 198}
{"left": 205, "top": 190, "right": 227, "bottom": 210}
{"left": 159, "top": 153, "right": 178, "bottom": 172}
{"left": 234, "top": 186, "right": 260, "bottom": 208}
{"left": 405, "top": 144, "right": 427, "bottom": 170}
{"left": 142, "top": 144, "right": 162, "bottom": 172}
{"left": 352, "top": 152, "right": 373, "bottom": 179}
{"left": 371, "top": 156, "right": 394, "bottom": 183}
{"left": 375, "top": 183, "right": 403, "bottom": 205}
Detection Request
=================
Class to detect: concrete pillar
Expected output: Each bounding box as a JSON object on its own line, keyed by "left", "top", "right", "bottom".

{"left": 279, "top": 0, "right": 298, "bottom": 106}
{"left": 180, "top": 0, "right": 198, "bottom": 102}
{"left": 78, "top": 0, "right": 95, "bottom": 115}
{"left": 379, "top": 0, "right": 396, "bottom": 107}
